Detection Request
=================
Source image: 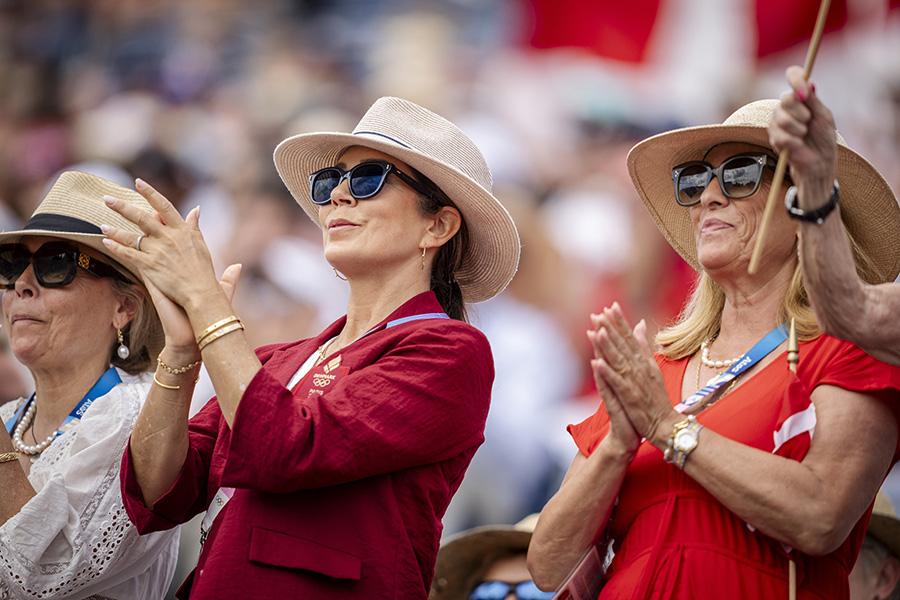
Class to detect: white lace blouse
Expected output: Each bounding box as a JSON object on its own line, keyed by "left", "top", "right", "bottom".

{"left": 0, "top": 369, "right": 179, "bottom": 599}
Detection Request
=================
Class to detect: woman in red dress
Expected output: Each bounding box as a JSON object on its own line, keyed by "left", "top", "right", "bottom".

{"left": 528, "top": 85, "right": 900, "bottom": 598}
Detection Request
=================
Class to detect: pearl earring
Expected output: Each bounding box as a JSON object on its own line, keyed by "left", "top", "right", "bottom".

{"left": 117, "top": 328, "right": 130, "bottom": 360}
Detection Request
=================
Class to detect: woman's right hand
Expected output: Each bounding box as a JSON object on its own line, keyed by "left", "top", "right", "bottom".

{"left": 769, "top": 65, "right": 838, "bottom": 205}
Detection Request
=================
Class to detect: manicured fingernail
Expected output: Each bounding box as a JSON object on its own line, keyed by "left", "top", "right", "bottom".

{"left": 102, "top": 239, "right": 113, "bottom": 248}
{"left": 103, "top": 195, "right": 116, "bottom": 205}
{"left": 797, "top": 88, "right": 807, "bottom": 101}
{"left": 135, "top": 178, "right": 147, "bottom": 189}
{"left": 100, "top": 224, "right": 110, "bottom": 234}
{"left": 810, "top": 81, "right": 816, "bottom": 93}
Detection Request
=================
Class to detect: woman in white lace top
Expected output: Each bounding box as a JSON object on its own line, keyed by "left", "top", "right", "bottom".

{"left": 0, "top": 171, "right": 179, "bottom": 599}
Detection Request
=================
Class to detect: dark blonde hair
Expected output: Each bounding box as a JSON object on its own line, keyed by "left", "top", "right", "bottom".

{"left": 107, "top": 271, "right": 164, "bottom": 375}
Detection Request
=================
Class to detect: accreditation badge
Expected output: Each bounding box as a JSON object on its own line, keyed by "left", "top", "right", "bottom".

{"left": 293, "top": 354, "right": 350, "bottom": 399}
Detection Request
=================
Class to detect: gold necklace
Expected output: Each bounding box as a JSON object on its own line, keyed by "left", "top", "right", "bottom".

{"left": 317, "top": 337, "right": 338, "bottom": 363}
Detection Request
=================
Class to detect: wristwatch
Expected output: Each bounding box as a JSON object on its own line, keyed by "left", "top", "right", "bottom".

{"left": 663, "top": 415, "right": 704, "bottom": 470}
{"left": 784, "top": 180, "right": 839, "bottom": 225}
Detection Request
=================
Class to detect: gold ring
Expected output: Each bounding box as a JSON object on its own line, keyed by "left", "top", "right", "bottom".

{"left": 616, "top": 362, "right": 632, "bottom": 377}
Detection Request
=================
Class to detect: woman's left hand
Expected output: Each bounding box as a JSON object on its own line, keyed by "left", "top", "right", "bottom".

{"left": 589, "top": 303, "right": 679, "bottom": 450}
{"left": 101, "top": 179, "right": 223, "bottom": 314}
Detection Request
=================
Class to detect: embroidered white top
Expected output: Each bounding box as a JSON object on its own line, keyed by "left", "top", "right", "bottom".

{"left": 0, "top": 370, "right": 179, "bottom": 599}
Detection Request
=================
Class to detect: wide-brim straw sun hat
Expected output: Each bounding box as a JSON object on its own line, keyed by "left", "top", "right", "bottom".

{"left": 0, "top": 170, "right": 154, "bottom": 283}
{"left": 429, "top": 514, "right": 538, "bottom": 600}
{"left": 869, "top": 490, "right": 900, "bottom": 561}
{"left": 273, "top": 96, "right": 520, "bottom": 303}
{"left": 627, "top": 99, "right": 900, "bottom": 284}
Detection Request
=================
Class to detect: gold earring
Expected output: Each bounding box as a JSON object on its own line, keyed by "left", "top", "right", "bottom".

{"left": 421, "top": 247, "right": 427, "bottom": 270}
{"left": 117, "top": 328, "right": 130, "bottom": 360}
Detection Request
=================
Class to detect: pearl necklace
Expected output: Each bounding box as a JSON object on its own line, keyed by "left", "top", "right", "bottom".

{"left": 700, "top": 336, "right": 742, "bottom": 369}
{"left": 12, "top": 401, "right": 56, "bottom": 455}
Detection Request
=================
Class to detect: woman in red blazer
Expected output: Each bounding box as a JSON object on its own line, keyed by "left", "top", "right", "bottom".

{"left": 101, "top": 96, "right": 520, "bottom": 599}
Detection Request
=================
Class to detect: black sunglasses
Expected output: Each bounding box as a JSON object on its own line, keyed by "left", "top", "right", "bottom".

{"left": 0, "top": 241, "right": 132, "bottom": 290}
{"left": 469, "top": 581, "right": 554, "bottom": 600}
{"left": 671, "top": 153, "right": 777, "bottom": 207}
{"left": 308, "top": 160, "right": 429, "bottom": 205}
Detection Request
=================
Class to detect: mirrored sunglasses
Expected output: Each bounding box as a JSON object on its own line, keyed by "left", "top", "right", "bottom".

{"left": 469, "top": 580, "right": 555, "bottom": 600}
{"left": 308, "top": 160, "right": 428, "bottom": 205}
{"left": 671, "top": 153, "right": 775, "bottom": 207}
{"left": 0, "top": 241, "right": 132, "bottom": 289}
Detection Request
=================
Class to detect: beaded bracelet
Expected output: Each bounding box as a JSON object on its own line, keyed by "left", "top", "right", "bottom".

{"left": 198, "top": 321, "right": 245, "bottom": 352}
{"left": 0, "top": 451, "right": 20, "bottom": 464}
{"left": 196, "top": 315, "right": 242, "bottom": 346}
{"left": 157, "top": 356, "right": 202, "bottom": 375}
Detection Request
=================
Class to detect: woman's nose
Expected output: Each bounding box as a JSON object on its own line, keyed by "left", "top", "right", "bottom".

{"left": 13, "top": 263, "right": 38, "bottom": 296}
{"left": 330, "top": 179, "right": 357, "bottom": 206}
{"left": 699, "top": 175, "right": 728, "bottom": 208}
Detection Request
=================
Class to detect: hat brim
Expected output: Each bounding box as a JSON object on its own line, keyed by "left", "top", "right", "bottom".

{"left": 628, "top": 115, "right": 900, "bottom": 284}
{"left": 869, "top": 513, "right": 900, "bottom": 561}
{"left": 429, "top": 527, "right": 532, "bottom": 599}
{"left": 274, "top": 131, "right": 520, "bottom": 303}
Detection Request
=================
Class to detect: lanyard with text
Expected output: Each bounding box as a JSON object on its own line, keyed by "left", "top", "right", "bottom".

{"left": 292, "top": 311, "right": 450, "bottom": 399}
{"left": 4, "top": 367, "right": 122, "bottom": 435}
{"left": 676, "top": 324, "right": 788, "bottom": 414}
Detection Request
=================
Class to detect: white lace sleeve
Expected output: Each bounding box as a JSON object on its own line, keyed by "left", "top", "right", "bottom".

{"left": 0, "top": 373, "right": 179, "bottom": 600}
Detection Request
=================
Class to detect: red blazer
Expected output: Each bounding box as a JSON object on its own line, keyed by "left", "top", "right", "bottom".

{"left": 120, "top": 292, "right": 493, "bottom": 599}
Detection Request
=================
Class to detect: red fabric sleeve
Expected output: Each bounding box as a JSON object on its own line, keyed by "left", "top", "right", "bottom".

{"left": 120, "top": 397, "right": 225, "bottom": 534}
{"left": 799, "top": 335, "right": 900, "bottom": 458}
{"left": 220, "top": 323, "right": 493, "bottom": 493}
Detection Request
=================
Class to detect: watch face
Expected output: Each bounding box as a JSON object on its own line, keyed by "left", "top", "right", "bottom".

{"left": 674, "top": 430, "right": 698, "bottom": 452}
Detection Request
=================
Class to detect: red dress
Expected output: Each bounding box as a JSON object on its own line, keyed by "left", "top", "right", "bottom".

{"left": 569, "top": 335, "right": 900, "bottom": 599}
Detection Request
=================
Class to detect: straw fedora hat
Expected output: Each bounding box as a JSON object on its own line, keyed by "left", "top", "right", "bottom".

{"left": 0, "top": 170, "right": 153, "bottom": 283}
{"left": 627, "top": 99, "right": 900, "bottom": 284}
{"left": 429, "top": 514, "right": 538, "bottom": 600}
{"left": 869, "top": 490, "right": 900, "bottom": 561}
{"left": 273, "top": 96, "right": 520, "bottom": 303}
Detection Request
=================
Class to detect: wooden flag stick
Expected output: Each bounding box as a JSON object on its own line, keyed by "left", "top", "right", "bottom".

{"left": 748, "top": 0, "right": 832, "bottom": 275}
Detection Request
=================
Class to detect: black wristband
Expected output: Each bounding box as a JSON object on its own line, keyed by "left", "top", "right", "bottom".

{"left": 785, "top": 181, "right": 839, "bottom": 225}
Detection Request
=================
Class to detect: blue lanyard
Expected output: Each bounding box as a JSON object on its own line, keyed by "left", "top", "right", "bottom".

{"left": 676, "top": 324, "right": 788, "bottom": 413}
{"left": 4, "top": 367, "right": 122, "bottom": 435}
{"left": 358, "top": 311, "right": 449, "bottom": 340}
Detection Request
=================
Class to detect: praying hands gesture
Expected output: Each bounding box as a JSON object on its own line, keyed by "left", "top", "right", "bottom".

{"left": 587, "top": 303, "right": 680, "bottom": 453}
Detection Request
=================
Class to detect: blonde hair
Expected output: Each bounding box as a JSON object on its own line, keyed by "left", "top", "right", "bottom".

{"left": 657, "top": 216, "right": 878, "bottom": 360}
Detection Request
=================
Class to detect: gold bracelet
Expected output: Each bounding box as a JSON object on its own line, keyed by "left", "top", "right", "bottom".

{"left": 196, "top": 316, "right": 242, "bottom": 345}
{"left": 198, "top": 321, "right": 245, "bottom": 352}
{"left": 0, "top": 451, "right": 20, "bottom": 464}
{"left": 153, "top": 373, "right": 181, "bottom": 390}
{"left": 157, "top": 356, "right": 202, "bottom": 375}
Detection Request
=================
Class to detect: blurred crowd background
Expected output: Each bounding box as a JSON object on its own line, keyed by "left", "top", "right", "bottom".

{"left": 1, "top": 0, "right": 899, "bottom": 595}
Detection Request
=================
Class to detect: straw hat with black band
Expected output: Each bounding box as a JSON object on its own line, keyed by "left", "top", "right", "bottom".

{"left": 429, "top": 514, "right": 538, "bottom": 600}
{"left": 0, "top": 170, "right": 154, "bottom": 283}
{"left": 627, "top": 99, "right": 900, "bottom": 285}
{"left": 273, "top": 96, "right": 520, "bottom": 304}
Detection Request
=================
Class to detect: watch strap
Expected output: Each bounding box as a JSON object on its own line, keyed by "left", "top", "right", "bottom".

{"left": 785, "top": 180, "right": 839, "bottom": 225}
